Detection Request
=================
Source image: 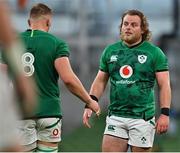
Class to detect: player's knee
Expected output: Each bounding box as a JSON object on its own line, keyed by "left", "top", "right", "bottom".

{"left": 37, "top": 143, "right": 58, "bottom": 152}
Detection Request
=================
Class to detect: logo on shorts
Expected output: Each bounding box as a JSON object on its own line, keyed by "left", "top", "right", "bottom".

{"left": 52, "top": 129, "right": 59, "bottom": 137}
{"left": 119, "top": 65, "right": 133, "bottom": 78}
{"left": 108, "top": 125, "right": 116, "bottom": 131}
{"left": 141, "top": 137, "right": 147, "bottom": 144}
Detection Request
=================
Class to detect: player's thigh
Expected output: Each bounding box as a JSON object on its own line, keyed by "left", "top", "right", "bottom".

{"left": 103, "top": 115, "right": 129, "bottom": 152}
{"left": 128, "top": 117, "right": 155, "bottom": 149}
{"left": 102, "top": 135, "right": 128, "bottom": 152}
{"left": 131, "top": 145, "right": 152, "bottom": 152}
{"left": 37, "top": 118, "right": 62, "bottom": 143}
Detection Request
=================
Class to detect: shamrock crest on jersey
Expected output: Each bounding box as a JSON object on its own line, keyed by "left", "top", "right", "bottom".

{"left": 138, "top": 55, "right": 147, "bottom": 64}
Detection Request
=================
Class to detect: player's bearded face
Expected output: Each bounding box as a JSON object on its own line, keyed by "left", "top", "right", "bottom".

{"left": 121, "top": 31, "right": 139, "bottom": 44}
{"left": 120, "top": 15, "right": 143, "bottom": 44}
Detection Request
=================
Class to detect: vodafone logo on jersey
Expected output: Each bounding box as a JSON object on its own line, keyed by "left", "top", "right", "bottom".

{"left": 119, "top": 65, "right": 133, "bottom": 78}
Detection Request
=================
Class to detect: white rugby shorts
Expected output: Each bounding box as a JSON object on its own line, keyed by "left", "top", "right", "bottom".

{"left": 18, "top": 118, "right": 62, "bottom": 146}
{"left": 104, "top": 115, "right": 155, "bottom": 148}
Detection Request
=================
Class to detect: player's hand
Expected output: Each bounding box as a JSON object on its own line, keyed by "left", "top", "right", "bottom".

{"left": 83, "top": 108, "right": 93, "bottom": 128}
{"left": 155, "top": 114, "right": 169, "bottom": 134}
{"left": 86, "top": 99, "right": 101, "bottom": 116}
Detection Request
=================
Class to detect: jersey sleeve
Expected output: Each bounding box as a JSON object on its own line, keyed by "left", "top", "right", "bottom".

{"left": 99, "top": 47, "right": 108, "bottom": 72}
{"left": 55, "top": 39, "right": 70, "bottom": 59}
{"left": 154, "top": 47, "right": 169, "bottom": 72}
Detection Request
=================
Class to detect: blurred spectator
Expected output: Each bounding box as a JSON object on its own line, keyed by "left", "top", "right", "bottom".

{"left": 0, "top": 0, "right": 36, "bottom": 151}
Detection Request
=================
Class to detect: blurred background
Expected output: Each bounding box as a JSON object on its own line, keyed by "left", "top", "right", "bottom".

{"left": 7, "top": 0, "right": 180, "bottom": 151}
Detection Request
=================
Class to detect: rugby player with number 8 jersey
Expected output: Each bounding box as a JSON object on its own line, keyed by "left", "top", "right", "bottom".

{"left": 18, "top": 3, "right": 100, "bottom": 152}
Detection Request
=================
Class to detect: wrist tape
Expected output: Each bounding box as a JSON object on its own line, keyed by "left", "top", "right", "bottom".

{"left": 85, "top": 95, "right": 98, "bottom": 108}
{"left": 161, "top": 107, "right": 170, "bottom": 116}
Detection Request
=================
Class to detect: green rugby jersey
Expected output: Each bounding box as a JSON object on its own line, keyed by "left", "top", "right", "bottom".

{"left": 100, "top": 40, "right": 168, "bottom": 120}
{"left": 21, "top": 29, "right": 70, "bottom": 118}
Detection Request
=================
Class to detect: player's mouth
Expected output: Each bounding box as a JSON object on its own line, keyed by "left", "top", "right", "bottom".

{"left": 125, "top": 31, "right": 132, "bottom": 36}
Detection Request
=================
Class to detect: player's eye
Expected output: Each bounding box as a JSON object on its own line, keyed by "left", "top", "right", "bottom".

{"left": 123, "top": 22, "right": 129, "bottom": 26}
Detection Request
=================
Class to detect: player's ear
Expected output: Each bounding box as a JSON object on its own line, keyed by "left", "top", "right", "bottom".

{"left": 46, "top": 19, "right": 50, "bottom": 27}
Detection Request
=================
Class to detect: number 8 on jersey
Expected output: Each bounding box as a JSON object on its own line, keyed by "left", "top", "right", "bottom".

{"left": 22, "top": 52, "right": 35, "bottom": 77}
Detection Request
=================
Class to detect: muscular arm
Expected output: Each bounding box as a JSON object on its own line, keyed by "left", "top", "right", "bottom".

{"left": 83, "top": 70, "right": 109, "bottom": 128}
{"left": 90, "top": 70, "right": 109, "bottom": 99}
{"left": 156, "top": 71, "right": 171, "bottom": 109}
{"left": 155, "top": 71, "right": 171, "bottom": 134}
{"left": 55, "top": 57, "right": 91, "bottom": 102}
{"left": 54, "top": 57, "right": 100, "bottom": 114}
